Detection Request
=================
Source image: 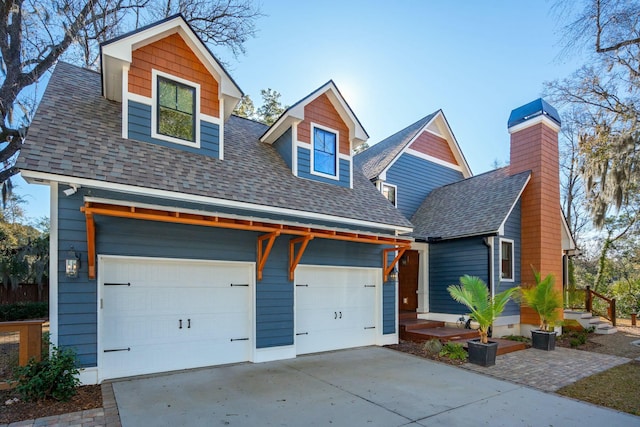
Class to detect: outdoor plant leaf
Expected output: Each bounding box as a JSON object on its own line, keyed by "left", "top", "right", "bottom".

{"left": 519, "top": 268, "right": 562, "bottom": 331}
{"left": 447, "top": 275, "right": 519, "bottom": 344}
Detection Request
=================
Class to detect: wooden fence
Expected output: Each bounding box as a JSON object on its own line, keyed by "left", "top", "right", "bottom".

{"left": 0, "top": 283, "right": 49, "bottom": 304}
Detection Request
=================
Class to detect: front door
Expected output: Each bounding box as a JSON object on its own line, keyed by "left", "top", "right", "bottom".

{"left": 399, "top": 250, "right": 419, "bottom": 311}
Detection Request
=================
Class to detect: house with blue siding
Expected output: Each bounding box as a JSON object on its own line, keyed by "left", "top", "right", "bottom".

{"left": 355, "top": 101, "right": 577, "bottom": 337}
{"left": 17, "top": 15, "right": 414, "bottom": 384}
{"left": 18, "top": 15, "right": 578, "bottom": 383}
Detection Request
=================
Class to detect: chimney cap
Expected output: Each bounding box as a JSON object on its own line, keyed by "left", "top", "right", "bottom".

{"left": 508, "top": 98, "right": 561, "bottom": 129}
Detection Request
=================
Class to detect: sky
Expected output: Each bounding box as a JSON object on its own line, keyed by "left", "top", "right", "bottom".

{"left": 15, "top": 0, "right": 585, "bottom": 221}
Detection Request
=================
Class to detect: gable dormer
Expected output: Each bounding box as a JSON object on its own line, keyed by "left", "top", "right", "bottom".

{"left": 101, "top": 15, "right": 242, "bottom": 159}
{"left": 260, "top": 81, "right": 368, "bottom": 189}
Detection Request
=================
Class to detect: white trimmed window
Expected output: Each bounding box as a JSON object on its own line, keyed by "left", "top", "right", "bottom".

{"left": 381, "top": 182, "right": 397, "bottom": 207}
{"left": 500, "top": 239, "right": 514, "bottom": 281}
{"left": 151, "top": 69, "right": 201, "bottom": 147}
{"left": 311, "top": 124, "right": 338, "bottom": 179}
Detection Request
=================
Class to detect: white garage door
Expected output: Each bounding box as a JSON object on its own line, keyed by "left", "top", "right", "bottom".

{"left": 100, "top": 257, "right": 253, "bottom": 380}
{"left": 295, "top": 266, "right": 379, "bottom": 355}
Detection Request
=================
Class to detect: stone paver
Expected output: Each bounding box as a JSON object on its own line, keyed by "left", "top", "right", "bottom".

{"left": 2, "top": 383, "right": 120, "bottom": 427}
{"left": 462, "top": 346, "right": 631, "bottom": 391}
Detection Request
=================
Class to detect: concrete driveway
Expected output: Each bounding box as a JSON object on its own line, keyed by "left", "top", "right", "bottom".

{"left": 112, "top": 347, "right": 638, "bottom": 426}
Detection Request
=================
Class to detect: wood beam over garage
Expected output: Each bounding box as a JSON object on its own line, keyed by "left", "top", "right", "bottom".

{"left": 80, "top": 201, "right": 412, "bottom": 280}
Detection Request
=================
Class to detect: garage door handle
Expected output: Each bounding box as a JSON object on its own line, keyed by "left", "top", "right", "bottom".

{"left": 339, "top": 311, "right": 342, "bottom": 319}
{"left": 296, "top": 332, "right": 308, "bottom": 336}
{"left": 230, "top": 283, "right": 249, "bottom": 287}
{"left": 296, "top": 284, "right": 308, "bottom": 287}
{"left": 179, "top": 319, "right": 182, "bottom": 329}
{"left": 364, "top": 326, "right": 376, "bottom": 330}
{"left": 334, "top": 312, "right": 337, "bottom": 319}
{"left": 231, "top": 338, "right": 249, "bottom": 342}
{"left": 104, "top": 282, "right": 131, "bottom": 286}
{"left": 187, "top": 319, "right": 191, "bottom": 329}
{"left": 104, "top": 347, "right": 130, "bottom": 352}
{"left": 364, "top": 285, "right": 375, "bottom": 288}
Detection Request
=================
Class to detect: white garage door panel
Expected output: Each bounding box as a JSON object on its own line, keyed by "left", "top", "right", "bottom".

{"left": 296, "top": 266, "right": 379, "bottom": 355}
{"left": 100, "top": 257, "right": 252, "bottom": 380}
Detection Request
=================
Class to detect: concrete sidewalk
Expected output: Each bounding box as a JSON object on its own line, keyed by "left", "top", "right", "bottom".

{"left": 112, "top": 347, "right": 638, "bottom": 427}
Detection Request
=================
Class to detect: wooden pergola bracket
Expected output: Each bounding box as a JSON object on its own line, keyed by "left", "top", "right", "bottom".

{"left": 382, "top": 246, "right": 409, "bottom": 282}
{"left": 80, "top": 201, "right": 413, "bottom": 282}
{"left": 289, "top": 235, "right": 314, "bottom": 281}
{"left": 257, "top": 232, "right": 280, "bottom": 281}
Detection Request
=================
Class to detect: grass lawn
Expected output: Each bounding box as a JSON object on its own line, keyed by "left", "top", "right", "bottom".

{"left": 556, "top": 360, "right": 640, "bottom": 416}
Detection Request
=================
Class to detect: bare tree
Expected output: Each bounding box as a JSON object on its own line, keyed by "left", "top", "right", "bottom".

{"left": 546, "top": 0, "right": 640, "bottom": 227}
{"left": 0, "top": 0, "right": 262, "bottom": 198}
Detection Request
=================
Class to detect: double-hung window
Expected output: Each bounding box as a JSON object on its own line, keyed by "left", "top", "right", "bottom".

{"left": 501, "top": 239, "right": 514, "bottom": 281}
{"left": 157, "top": 76, "right": 196, "bottom": 142}
{"left": 313, "top": 127, "right": 337, "bottom": 176}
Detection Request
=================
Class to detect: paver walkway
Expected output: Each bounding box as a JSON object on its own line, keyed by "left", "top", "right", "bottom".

{"left": 462, "top": 346, "right": 631, "bottom": 392}
{"left": 2, "top": 346, "right": 633, "bottom": 426}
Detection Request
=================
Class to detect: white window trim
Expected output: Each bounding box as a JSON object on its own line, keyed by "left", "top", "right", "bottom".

{"left": 380, "top": 182, "right": 398, "bottom": 208}
{"left": 151, "top": 69, "right": 201, "bottom": 148}
{"left": 310, "top": 122, "right": 340, "bottom": 181}
{"left": 499, "top": 238, "right": 515, "bottom": 282}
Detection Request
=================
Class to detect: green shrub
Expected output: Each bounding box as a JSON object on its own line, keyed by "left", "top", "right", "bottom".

{"left": 570, "top": 338, "right": 581, "bottom": 348}
{"left": 0, "top": 302, "right": 48, "bottom": 321}
{"left": 13, "top": 343, "right": 80, "bottom": 402}
{"left": 439, "top": 342, "right": 468, "bottom": 361}
{"left": 502, "top": 335, "right": 531, "bottom": 343}
{"left": 423, "top": 339, "right": 443, "bottom": 355}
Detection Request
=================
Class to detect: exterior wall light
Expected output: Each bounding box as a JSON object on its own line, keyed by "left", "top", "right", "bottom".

{"left": 389, "top": 267, "right": 398, "bottom": 282}
{"left": 65, "top": 249, "right": 80, "bottom": 278}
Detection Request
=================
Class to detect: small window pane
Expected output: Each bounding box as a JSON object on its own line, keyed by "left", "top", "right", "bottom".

{"left": 313, "top": 128, "right": 337, "bottom": 176}
{"left": 501, "top": 241, "right": 513, "bottom": 280}
{"left": 382, "top": 184, "right": 396, "bottom": 206}
{"left": 157, "top": 77, "right": 195, "bottom": 142}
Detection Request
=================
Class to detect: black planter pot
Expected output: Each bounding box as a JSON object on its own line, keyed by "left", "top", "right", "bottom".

{"left": 531, "top": 330, "right": 556, "bottom": 351}
{"left": 467, "top": 339, "right": 498, "bottom": 366}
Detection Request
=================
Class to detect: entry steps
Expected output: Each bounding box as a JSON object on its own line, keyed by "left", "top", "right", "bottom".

{"left": 563, "top": 310, "right": 617, "bottom": 335}
{"left": 398, "top": 312, "right": 526, "bottom": 355}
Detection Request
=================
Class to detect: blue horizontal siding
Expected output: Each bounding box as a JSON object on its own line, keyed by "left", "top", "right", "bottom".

{"left": 274, "top": 128, "right": 293, "bottom": 169}
{"left": 495, "top": 200, "right": 521, "bottom": 317}
{"left": 57, "top": 188, "right": 397, "bottom": 366}
{"left": 386, "top": 153, "right": 464, "bottom": 219}
{"left": 297, "top": 146, "right": 351, "bottom": 188}
{"left": 127, "top": 101, "right": 220, "bottom": 158}
{"left": 429, "top": 237, "right": 489, "bottom": 314}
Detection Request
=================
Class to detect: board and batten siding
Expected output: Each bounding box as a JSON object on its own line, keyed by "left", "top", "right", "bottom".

{"left": 386, "top": 153, "right": 464, "bottom": 219}
{"left": 494, "top": 200, "right": 522, "bottom": 316}
{"left": 273, "top": 127, "right": 293, "bottom": 169}
{"left": 428, "top": 237, "right": 489, "bottom": 314}
{"left": 57, "top": 187, "right": 394, "bottom": 367}
{"left": 296, "top": 146, "right": 351, "bottom": 188}
{"left": 128, "top": 100, "right": 220, "bottom": 157}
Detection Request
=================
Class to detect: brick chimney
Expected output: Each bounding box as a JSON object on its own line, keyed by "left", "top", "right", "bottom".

{"left": 507, "top": 99, "right": 563, "bottom": 327}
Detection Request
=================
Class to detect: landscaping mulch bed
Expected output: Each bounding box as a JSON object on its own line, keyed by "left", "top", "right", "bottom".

{"left": 0, "top": 385, "right": 102, "bottom": 425}
{"left": 386, "top": 340, "right": 467, "bottom": 366}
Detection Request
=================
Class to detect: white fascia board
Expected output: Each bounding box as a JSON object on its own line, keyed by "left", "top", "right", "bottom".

{"left": 261, "top": 115, "right": 303, "bottom": 144}
{"left": 101, "top": 16, "right": 241, "bottom": 113}
{"left": 21, "top": 170, "right": 413, "bottom": 234}
{"left": 561, "top": 211, "right": 577, "bottom": 251}
{"left": 379, "top": 115, "right": 438, "bottom": 178}
{"left": 405, "top": 148, "right": 463, "bottom": 172}
{"left": 49, "top": 182, "right": 59, "bottom": 348}
{"left": 507, "top": 115, "right": 561, "bottom": 134}
{"left": 497, "top": 173, "right": 531, "bottom": 235}
{"left": 430, "top": 111, "right": 472, "bottom": 178}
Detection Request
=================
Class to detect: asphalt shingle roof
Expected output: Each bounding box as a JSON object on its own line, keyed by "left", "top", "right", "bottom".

{"left": 353, "top": 112, "right": 438, "bottom": 180}
{"left": 18, "top": 62, "right": 412, "bottom": 230}
{"left": 410, "top": 167, "right": 531, "bottom": 241}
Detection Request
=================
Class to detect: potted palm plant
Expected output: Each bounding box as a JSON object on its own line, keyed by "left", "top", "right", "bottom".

{"left": 519, "top": 269, "right": 562, "bottom": 351}
{"left": 447, "top": 275, "right": 519, "bottom": 366}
